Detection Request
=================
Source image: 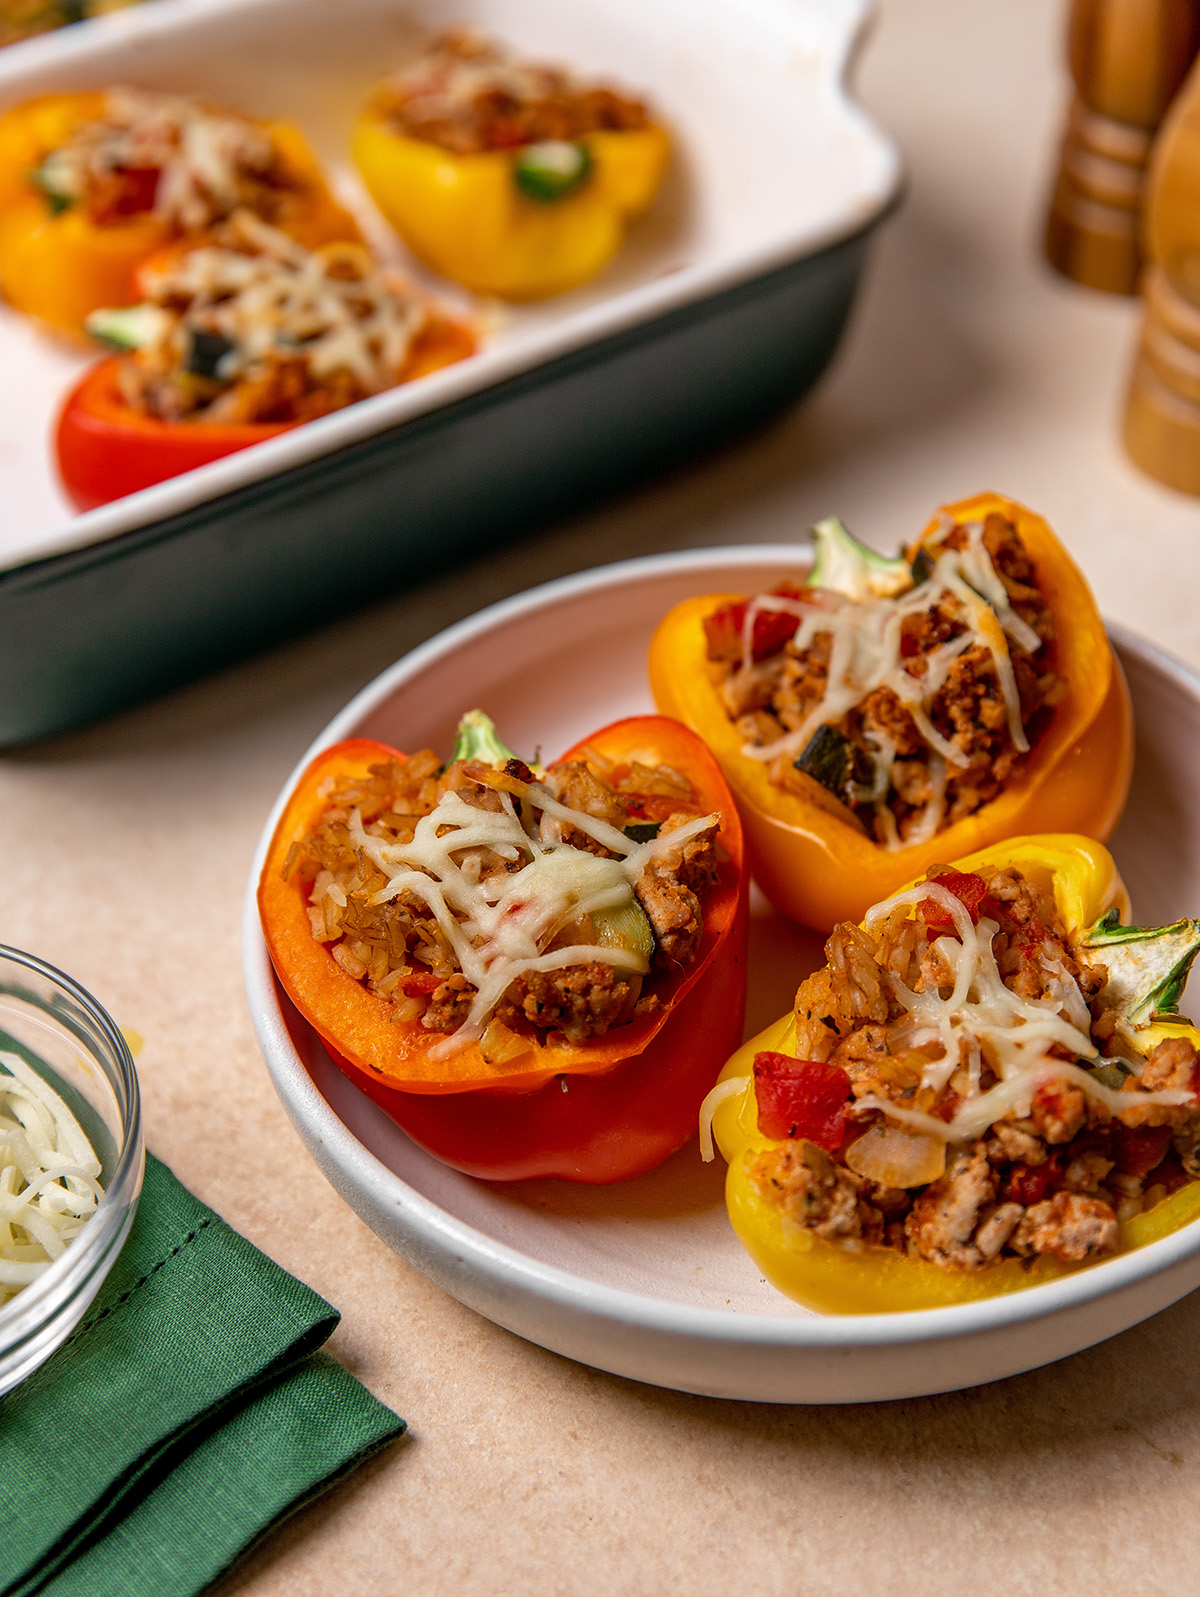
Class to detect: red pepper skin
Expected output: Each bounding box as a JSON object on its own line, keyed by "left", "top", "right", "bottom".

{"left": 339, "top": 906, "right": 747, "bottom": 1182}
{"left": 55, "top": 356, "right": 289, "bottom": 511}
{"left": 56, "top": 315, "right": 477, "bottom": 510}
{"left": 919, "top": 870, "right": 990, "bottom": 930}
{"left": 260, "top": 716, "right": 748, "bottom": 1183}
{"left": 752, "top": 1053, "right": 850, "bottom": 1150}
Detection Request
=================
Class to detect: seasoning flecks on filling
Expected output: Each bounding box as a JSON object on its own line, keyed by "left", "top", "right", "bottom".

{"left": 30, "top": 88, "right": 306, "bottom": 232}
{"left": 723, "top": 865, "right": 1200, "bottom": 1272}
{"left": 367, "top": 27, "right": 651, "bottom": 155}
{"left": 704, "top": 513, "right": 1064, "bottom": 849}
{"left": 284, "top": 729, "right": 722, "bottom": 1063}
{"left": 97, "top": 212, "right": 431, "bottom": 426}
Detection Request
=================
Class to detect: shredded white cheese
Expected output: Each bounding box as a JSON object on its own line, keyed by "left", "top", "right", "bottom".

{"left": 736, "top": 524, "right": 1041, "bottom": 844}
{"left": 0, "top": 1052, "right": 104, "bottom": 1304}
{"left": 43, "top": 89, "right": 277, "bottom": 232}
{"left": 324, "top": 780, "right": 717, "bottom": 1057}
{"left": 856, "top": 883, "right": 1193, "bottom": 1143}
{"left": 135, "top": 213, "right": 426, "bottom": 396}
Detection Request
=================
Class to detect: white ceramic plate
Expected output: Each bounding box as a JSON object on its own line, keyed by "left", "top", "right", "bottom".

{"left": 243, "top": 547, "right": 1200, "bottom": 1403}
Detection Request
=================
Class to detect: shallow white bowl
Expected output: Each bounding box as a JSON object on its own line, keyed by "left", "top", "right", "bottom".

{"left": 243, "top": 547, "right": 1200, "bottom": 1403}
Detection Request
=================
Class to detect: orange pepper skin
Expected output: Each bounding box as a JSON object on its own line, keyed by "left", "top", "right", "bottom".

{"left": 55, "top": 316, "right": 476, "bottom": 510}
{"left": 648, "top": 493, "right": 1134, "bottom": 932}
{"left": 0, "top": 93, "right": 361, "bottom": 337}
{"left": 258, "top": 718, "right": 748, "bottom": 1183}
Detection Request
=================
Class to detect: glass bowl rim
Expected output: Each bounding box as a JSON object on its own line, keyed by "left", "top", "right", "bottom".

{"left": 0, "top": 942, "right": 143, "bottom": 1338}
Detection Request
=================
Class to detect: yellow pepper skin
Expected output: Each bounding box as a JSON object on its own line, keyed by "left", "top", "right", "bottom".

{"left": 0, "top": 93, "right": 360, "bottom": 336}
{"left": 710, "top": 835, "right": 1200, "bottom": 1315}
{"left": 648, "top": 493, "right": 1134, "bottom": 932}
{"left": 352, "top": 115, "right": 669, "bottom": 299}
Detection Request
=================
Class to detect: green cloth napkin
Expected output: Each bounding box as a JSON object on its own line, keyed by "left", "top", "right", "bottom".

{"left": 0, "top": 1153, "right": 405, "bottom": 1597}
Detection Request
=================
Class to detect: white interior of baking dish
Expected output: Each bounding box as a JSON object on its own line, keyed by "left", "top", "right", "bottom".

{"left": 0, "top": 0, "right": 899, "bottom": 571}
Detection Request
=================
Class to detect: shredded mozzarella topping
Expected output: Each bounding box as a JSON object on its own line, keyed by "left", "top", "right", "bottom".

{"left": 698, "top": 1074, "right": 750, "bottom": 1162}
{"left": 320, "top": 780, "right": 718, "bottom": 1058}
{"left": 856, "top": 883, "right": 1193, "bottom": 1143}
{"left": 0, "top": 1052, "right": 104, "bottom": 1303}
{"left": 383, "top": 30, "right": 588, "bottom": 125}
{"left": 44, "top": 89, "right": 276, "bottom": 231}
{"left": 736, "top": 525, "right": 1042, "bottom": 843}
{"left": 139, "top": 214, "right": 425, "bottom": 391}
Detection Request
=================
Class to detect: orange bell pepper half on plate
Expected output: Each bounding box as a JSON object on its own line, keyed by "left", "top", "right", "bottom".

{"left": 258, "top": 716, "right": 748, "bottom": 1182}
{"left": 648, "top": 492, "right": 1134, "bottom": 932}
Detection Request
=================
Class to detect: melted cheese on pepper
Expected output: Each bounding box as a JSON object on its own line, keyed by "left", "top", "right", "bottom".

{"left": 137, "top": 214, "right": 425, "bottom": 394}
{"left": 857, "top": 883, "right": 1193, "bottom": 1142}
{"left": 735, "top": 524, "right": 1043, "bottom": 840}
{"left": 326, "top": 780, "right": 717, "bottom": 1057}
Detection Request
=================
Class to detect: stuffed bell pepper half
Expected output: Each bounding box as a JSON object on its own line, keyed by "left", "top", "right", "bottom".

{"left": 55, "top": 210, "right": 475, "bottom": 509}
{"left": 704, "top": 835, "right": 1200, "bottom": 1313}
{"left": 649, "top": 492, "right": 1133, "bottom": 931}
{"left": 353, "top": 28, "right": 670, "bottom": 299}
{"left": 0, "top": 88, "right": 359, "bottom": 335}
{"left": 258, "top": 712, "right": 747, "bottom": 1182}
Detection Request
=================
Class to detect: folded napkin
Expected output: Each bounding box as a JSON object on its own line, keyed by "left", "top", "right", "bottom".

{"left": 0, "top": 1153, "right": 405, "bottom": 1597}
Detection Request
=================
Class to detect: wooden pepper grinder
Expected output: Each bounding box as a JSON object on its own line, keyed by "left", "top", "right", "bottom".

{"left": 1045, "top": 0, "right": 1200, "bottom": 294}
{"left": 1124, "top": 54, "right": 1200, "bottom": 491}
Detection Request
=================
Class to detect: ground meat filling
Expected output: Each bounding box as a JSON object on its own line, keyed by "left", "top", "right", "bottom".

{"left": 283, "top": 745, "right": 721, "bottom": 1052}
{"left": 114, "top": 213, "right": 429, "bottom": 426}
{"left": 746, "top": 864, "right": 1200, "bottom": 1272}
{"left": 32, "top": 89, "right": 311, "bottom": 233}
{"left": 704, "top": 513, "right": 1064, "bottom": 846}
{"left": 368, "top": 28, "right": 650, "bottom": 155}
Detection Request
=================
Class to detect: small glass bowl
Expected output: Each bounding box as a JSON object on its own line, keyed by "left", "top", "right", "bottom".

{"left": 0, "top": 946, "right": 143, "bottom": 1396}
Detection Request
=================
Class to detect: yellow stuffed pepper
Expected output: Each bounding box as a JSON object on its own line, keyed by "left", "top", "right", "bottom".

{"left": 353, "top": 28, "right": 669, "bottom": 300}
{"left": 705, "top": 835, "right": 1200, "bottom": 1314}
{"left": 0, "top": 88, "right": 360, "bottom": 335}
{"left": 649, "top": 492, "right": 1134, "bottom": 932}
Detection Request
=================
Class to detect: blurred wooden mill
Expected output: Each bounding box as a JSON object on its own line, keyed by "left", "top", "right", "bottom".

{"left": 1044, "top": 0, "right": 1200, "bottom": 294}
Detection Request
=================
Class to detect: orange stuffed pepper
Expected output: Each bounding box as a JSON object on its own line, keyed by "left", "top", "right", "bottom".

{"left": 55, "top": 213, "right": 475, "bottom": 509}
{"left": 258, "top": 711, "right": 748, "bottom": 1183}
{"left": 649, "top": 493, "right": 1133, "bottom": 931}
{"left": 0, "top": 87, "right": 359, "bottom": 334}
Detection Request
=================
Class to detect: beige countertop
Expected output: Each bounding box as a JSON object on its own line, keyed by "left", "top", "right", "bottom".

{"left": 7, "top": 0, "right": 1200, "bottom": 1592}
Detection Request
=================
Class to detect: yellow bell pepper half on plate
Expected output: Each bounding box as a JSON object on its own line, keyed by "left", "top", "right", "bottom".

{"left": 706, "top": 835, "right": 1200, "bottom": 1314}
{"left": 353, "top": 116, "right": 669, "bottom": 300}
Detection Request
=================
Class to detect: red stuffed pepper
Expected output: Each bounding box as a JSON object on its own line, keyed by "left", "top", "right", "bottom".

{"left": 56, "top": 211, "right": 476, "bottom": 510}
{"left": 258, "top": 711, "right": 748, "bottom": 1182}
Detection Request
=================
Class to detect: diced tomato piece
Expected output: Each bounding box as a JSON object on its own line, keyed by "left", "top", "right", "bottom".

{"left": 104, "top": 165, "right": 160, "bottom": 218}
{"left": 402, "top": 970, "right": 442, "bottom": 997}
{"left": 1112, "top": 1123, "right": 1173, "bottom": 1179}
{"left": 919, "top": 870, "right": 990, "bottom": 931}
{"left": 703, "top": 600, "right": 800, "bottom": 663}
{"left": 1002, "top": 1154, "right": 1062, "bottom": 1206}
{"left": 753, "top": 1052, "right": 851, "bottom": 1151}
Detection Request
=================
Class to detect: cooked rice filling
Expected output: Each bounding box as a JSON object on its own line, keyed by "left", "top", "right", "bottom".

{"left": 706, "top": 513, "right": 1063, "bottom": 847}
{"left": 113, "top": 212, "right": 428, "bottom": 425}
{"left": 368, "top": 27, "right": 650, "bottom": 154}
{"left": 285, "top": 747, "right": 722, "bottom": 1057}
